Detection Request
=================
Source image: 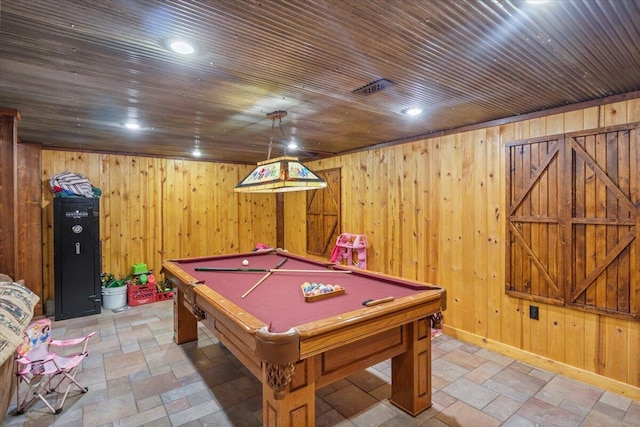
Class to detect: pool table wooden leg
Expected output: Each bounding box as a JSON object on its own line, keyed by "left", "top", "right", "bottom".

{"left": 174, "top": 288, "right": 198, "bottom": 344}
{"left": 262, "top": 357, "right": 316, "bottom": 427}
{"left": 390, "top": 317, "right": 432, "bottom": 415}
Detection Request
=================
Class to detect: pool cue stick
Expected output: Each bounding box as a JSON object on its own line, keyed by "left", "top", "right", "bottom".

{"left": 241, "top": 258, "right": 288, "bottom": 298}
{"left": 195, "top": 267, "right": 352, "bottom": 274}
{"left": 195, "top": 267, "right": 272, "bottom": 272}
{"left": 362, "top": 296, "right": 395, "bottom": 307}
{"left": 240, "top": 273, "right": 271, "bottom": 298}
{"left": 271, "top": 269, "right": 352, "bottom": 274}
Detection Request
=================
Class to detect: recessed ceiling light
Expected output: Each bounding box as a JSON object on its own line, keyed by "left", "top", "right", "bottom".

{"left": 170, "top": 40, "right": 194, "bottom": 55}
{"left": 403, "top": 108, "right": 423, "bottom": 116}
{"left": 124, "top": 122, "right": 140, "bottom": 130}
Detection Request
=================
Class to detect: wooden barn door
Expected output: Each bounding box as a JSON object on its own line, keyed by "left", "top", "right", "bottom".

{"left": 306, "top": 168, "right": 341, "bottom": 258}
{"left": 566, "top": 125, "right": 639, "bottom": 317}
{"left": 507, "top": 123, "right": 640, "bottom": 319}
{"left": 506, "top": 135, "right": 565, "bottom": 305}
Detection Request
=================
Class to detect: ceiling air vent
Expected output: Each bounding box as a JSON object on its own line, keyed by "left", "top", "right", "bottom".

{"left": 352, "top": 78, "right": 396, "bottom": 95}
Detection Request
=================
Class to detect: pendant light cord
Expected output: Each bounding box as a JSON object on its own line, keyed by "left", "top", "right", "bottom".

{"left": 266, "top": 116, "right": 286, "bottom": 160}
{"left": 267, "top": 118, "right": 275, "bottom": 160}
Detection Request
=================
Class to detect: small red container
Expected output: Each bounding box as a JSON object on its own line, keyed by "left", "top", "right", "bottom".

{"left": 155, "top": 290, "right": 174, "bottom": 302}
{"left": 127, "top": 283, "right": 156, "bottom": 306}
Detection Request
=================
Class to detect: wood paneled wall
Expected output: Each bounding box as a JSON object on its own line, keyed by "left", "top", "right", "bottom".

{"left": 285, "top": 98, "right": 640, "bottom": 397}
{"left": 0, "top": 110, "right": 43, "bottom": 315}
{"left": 16, "top": 143, "right": 43, "bottom": 314}
{"left": 0, "top": 112, "right": 18, "bottom": 279}
{"left": 36, "top": 97, "right": 640, "bottom": 398}
{"left": 41, "top": 152, "right": 276, "bottom": 303}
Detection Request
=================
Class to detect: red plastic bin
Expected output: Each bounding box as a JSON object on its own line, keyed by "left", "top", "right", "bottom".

{"left": 156, "top": 290, "right": 174, "bottom": 302}
{"left": 127, "top": 283, "right": 156, "bottom": 306}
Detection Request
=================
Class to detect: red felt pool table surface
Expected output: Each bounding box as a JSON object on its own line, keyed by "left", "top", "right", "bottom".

{"left": 170, "top": 250, "right": 433, "bottom": 333}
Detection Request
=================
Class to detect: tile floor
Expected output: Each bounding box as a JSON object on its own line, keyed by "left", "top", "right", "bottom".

{"left": 3, "top": 300, "right": 640, "bottom": 427}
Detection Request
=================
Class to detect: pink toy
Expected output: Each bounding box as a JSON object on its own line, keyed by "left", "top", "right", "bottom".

{"left": 330, "top": 233, "right": 368, "bottom": 269}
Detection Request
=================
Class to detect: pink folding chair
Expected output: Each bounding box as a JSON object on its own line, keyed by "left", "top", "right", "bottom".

{"left": 14, "top": 318, "right": 95, "bottom": 414}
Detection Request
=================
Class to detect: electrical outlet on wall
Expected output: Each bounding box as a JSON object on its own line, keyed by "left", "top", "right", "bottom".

{"left": 529, "top": 305, "right": 539, "bottom": 320}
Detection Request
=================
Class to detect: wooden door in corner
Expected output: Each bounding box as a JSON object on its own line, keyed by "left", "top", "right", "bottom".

{"left": 306, "top": 168, "right": 341, "bottom": 258}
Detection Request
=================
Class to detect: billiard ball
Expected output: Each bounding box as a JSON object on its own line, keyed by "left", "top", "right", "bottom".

{"left": 242, "top": 259, "right": 249, "bottom": 266}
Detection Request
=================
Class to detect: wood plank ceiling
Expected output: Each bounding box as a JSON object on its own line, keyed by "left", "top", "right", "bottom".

{"left": 1, "top": 0, "right": 640, "bottom": 164}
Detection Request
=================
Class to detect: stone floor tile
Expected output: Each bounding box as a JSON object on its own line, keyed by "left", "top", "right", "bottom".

{"left": 210, "top": 376, "right": 261, "bottom": 408}
{"left": 501, "top": 414, "right": 538, "bottom": 426}
{"left": 137, "top": 394, "right": 163, "bottom": 412}
{"left": 163, "top": 395, "right": 191, "bottom": 415}
{"left": 431, "top": 390, "right": 457, "bottom": 409}
{"left": 315, "top": 409, "right": 354, "bottom": 427}
{"left": 112, "top": 406, "right": 167, "bottom": 427}
{"left": 368, "top": 383, "right": 391, "bottom": 401}
{"left": 197, "top": 401, "right": 262, "bottom": 427}
{"left": 347, "top": 401, "right": 396, "bottom": 427}
{"left": 474, "top": 348, "right": 515, "bottom": 366}
{"left": 103, "top": 350, "right": 148, "bottom": 380}
{"left": 81, "top": 392, "right": 138, "bottom": 427}
{"left": 592, "top": 400, "right": 627, "bottom": 420}
{"left": 431, "top": 372, "right": 451, "bottom": 390}
{"left": 433, "top": 336, "right": 465, "bottom": 353}
{"left": 435, "top": 400, "right": 502, "bottom": 426}
{"left": 346, "top": 369, "right": 390, "bottom": 393}
{"left": 482, "top": 394, "right": 522, "bottom": 421}
{"left": 485, "top": 367, "right": 546, "bottom": 402}
{"left": 432, "top": 358, "right": 469, "bottom": 383}
{"left": 441, "top": 348, "right": 489, "bottom": 371}
{"left": 464, "top": 361, "right": 505, "bottom": 385}
{"left": 323, "top": 384, "right": 381, "bottom": 418}
{"left": 132, "top": 371, "right": 181, "bottom": 401}
{"left": 418, "top": 417, "right": 450, "bottom": 427}
{"left": 580, "top": 409, "right": 636, "bottom": 427}
{"left": 600, "top": 390, "right": 634, "bottom": 411}
{"left": 623, "top": 401, "right": 640, "bottom": 425}
{"left": 515, "top": 397, "right": 584, "bottom": 427}
{"left": 536, "top": 375, "right": 602, "bottom": 410}
{"left": 167, "top": 400, "right": 217, "bottom": 426}
{"left": 442, "top": 377, "right": 500, "bottom": 409}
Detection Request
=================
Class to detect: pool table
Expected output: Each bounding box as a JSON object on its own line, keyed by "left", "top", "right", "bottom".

{"left": 162, "top": 249, "right": 446, "bottom": 427}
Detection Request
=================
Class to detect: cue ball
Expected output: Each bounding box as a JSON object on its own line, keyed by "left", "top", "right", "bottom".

{"left": 242, "top": 259, "right": 249, "bottom": 266}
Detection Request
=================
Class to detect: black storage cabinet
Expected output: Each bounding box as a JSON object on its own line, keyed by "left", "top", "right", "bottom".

{"left": 54, "top": 197, "right": 102, "bottom": 319}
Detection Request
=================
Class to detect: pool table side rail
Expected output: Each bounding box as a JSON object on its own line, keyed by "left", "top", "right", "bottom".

{"left": 265, "top": 250, "right": 445, "bottom": 313}
{"left": 194, "top": 284, "right": 268, "bottom": 332}
{"left": 330, "top": 262, "right": 447, "bottom": 310}
{"left": 187, "top": 272, "right": 443, "bottom": 362}
{"left": 294, "top": 289, "right": 443, "bottom": 338}
{"left": 162, "top": 260, "right": 202, "bottom": 287}
{"left": 296, "top": 292, "right": 443, "bottom": 358}
{"left": 162, "top": 260, "right": 204, "bottom": 317}
{"left": 164, "top": 249, "right": 275, "bottom": 264}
